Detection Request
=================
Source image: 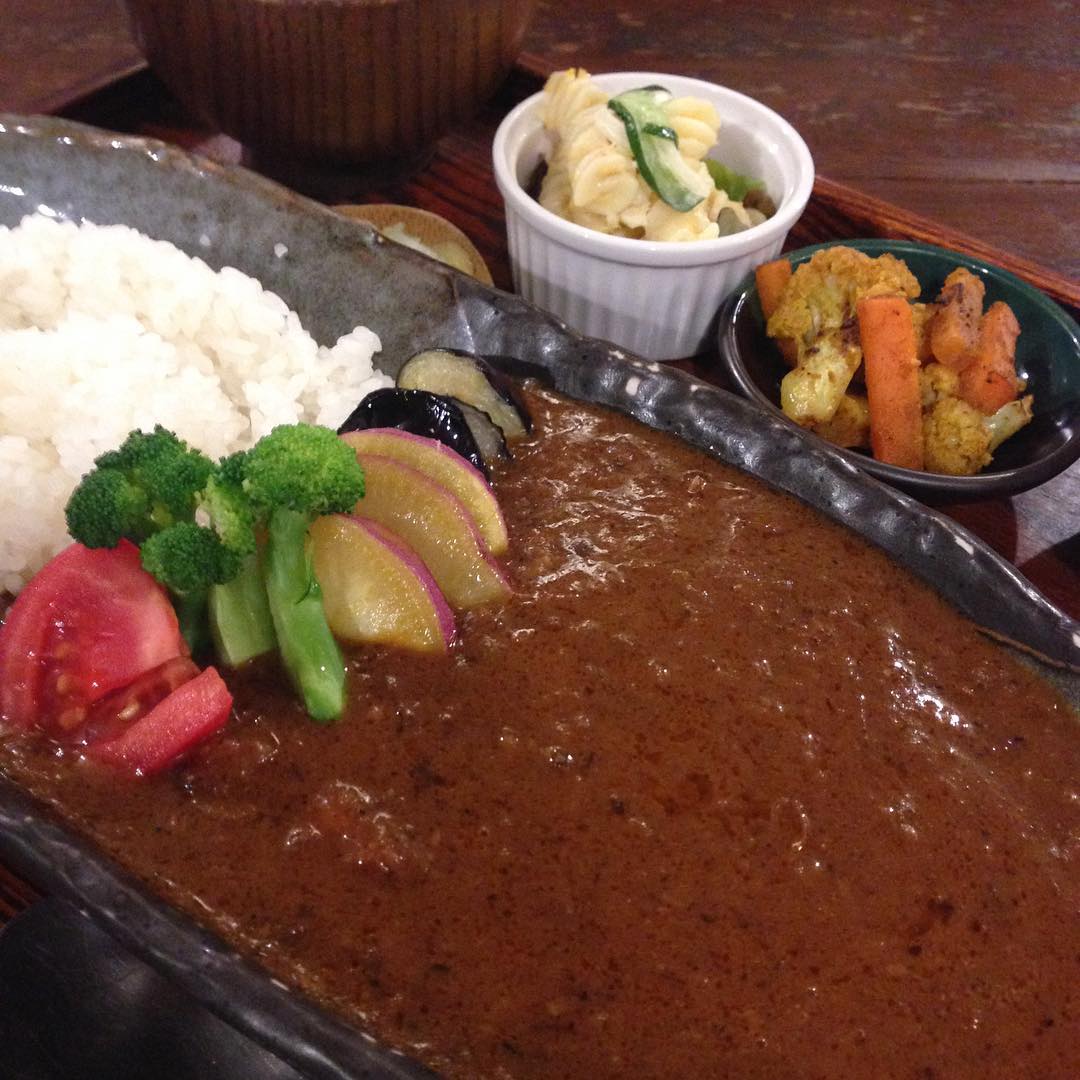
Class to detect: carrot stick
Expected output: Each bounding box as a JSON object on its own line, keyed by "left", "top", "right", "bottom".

{"left": 957, "top": 301, "right": 1021, "bottom": 414}
{"left": 755, "top": 258, "right": 792, "bottom": 319}
{"left": 911, "top": 302, "right": 935, "bottom": 363}
{"left": 857, "top": 295, "right": 925, "bottom": 470}
{"left": 928, "top": 267, "right": 984, "bottom": 370}
{"left": 756, "top": 258, "right": 797, "bottom": 365}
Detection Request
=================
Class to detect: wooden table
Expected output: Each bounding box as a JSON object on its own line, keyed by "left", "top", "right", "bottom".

{"left": 2, "top": 0, "right": 1078, "bottom": 984}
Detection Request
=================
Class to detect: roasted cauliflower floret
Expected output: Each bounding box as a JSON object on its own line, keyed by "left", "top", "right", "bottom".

{"left": 780, "top": 325, "right": 862, "bottom": 426}
{"left": 770, "top": 247, "right": 921, "bottom": 425}
{"left": 767, "top": 246, "right": 920, "bottom": 351}
{"left": 812, "top": 393, "right": 870, "bottom": 449}
{"left": 911, "top": 302, "right": 936, "bottom": 362}
{"left": 922, "top": 394, "right": 1034, "bottom": 476}
{"left": 759, "top": 245, "right": 1033, "bottom": 477}
{"left": 923, "top": 397, "right": 992, "bottom": 475}
{"left": 919, "top": 362, "right": 960, "bottom": 408}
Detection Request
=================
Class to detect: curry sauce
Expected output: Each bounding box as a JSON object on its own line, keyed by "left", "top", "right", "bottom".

{"left": 2, "top": 387, "right": 1077, "bottom": 1077}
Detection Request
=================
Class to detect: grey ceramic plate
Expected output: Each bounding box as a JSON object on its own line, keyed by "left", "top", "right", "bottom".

{"left": 0, "top": 115, "right": 1078, "bottom": 1080}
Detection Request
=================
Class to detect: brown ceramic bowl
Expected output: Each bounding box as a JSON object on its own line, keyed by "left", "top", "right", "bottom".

{"left": 123, "top": 0, "right": 536, "bottom": 166}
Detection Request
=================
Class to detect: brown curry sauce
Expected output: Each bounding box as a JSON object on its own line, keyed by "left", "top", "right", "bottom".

{"left": 2, "top": 387, "right": 1077, "bottom": 1077}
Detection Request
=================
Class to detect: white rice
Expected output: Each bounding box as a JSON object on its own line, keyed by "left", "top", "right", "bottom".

{"left": 0, "top": 213, "right": 392, "bottom": 594}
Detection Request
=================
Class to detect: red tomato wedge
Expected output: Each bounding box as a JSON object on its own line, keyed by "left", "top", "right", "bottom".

{"left": 75, "top": 655, "right": 202, "bottom": 748}
{"left": 0, "top": 542, "right": 186, "bottom": 734}
{"left": 85, "top": 666, "right": 233, "bottom": 777}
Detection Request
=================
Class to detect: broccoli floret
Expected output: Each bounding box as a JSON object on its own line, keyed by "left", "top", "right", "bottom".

{"left": 217, "top": 449, "right": 248, "bottom": 487}
{"left": 64, "top": 469, "right": 152, "bottom": 548}
{"left": 94, "top": 425, "right": 215, "bottom": 523}
{"left": 237, "top": 425, "right": 364, "bottom": 722}
{"left": 200, "top": 473, "right": 258, "bottom": 557}
{"left": 140, "top": 522, "right": 243, "bottom": 595}
{"left": 241, "top": 423, "right": 365, "bottom": 515}
{"left": 139, "top": 521, "right": 245, "bottom": 657}
{"left": 64, "top": 422, "right": 365, "bottom": 721}
{"left": 66, "top": 427, "right": 216, "bottom": 545}
{"left": 66, "top": 428, "right": 241, "bottom": 656}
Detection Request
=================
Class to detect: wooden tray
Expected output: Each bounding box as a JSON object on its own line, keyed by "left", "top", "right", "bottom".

{"left": 794, "top": 176, "right": 1079, "bottom": 315}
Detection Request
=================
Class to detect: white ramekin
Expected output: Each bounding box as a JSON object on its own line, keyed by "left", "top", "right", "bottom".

{"left": 492, "top": 72, "right": 814, "bottom": 360}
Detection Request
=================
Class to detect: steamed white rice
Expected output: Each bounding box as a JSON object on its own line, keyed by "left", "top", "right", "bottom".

{"left": 0, "top": 213, "right": 391, "bottom": 594}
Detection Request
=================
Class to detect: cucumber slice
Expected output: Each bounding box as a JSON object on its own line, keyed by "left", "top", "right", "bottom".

{"left": 608, "top": 87, "right": 707, "bottom": 213}
{"left": 704, "top": 159, "right": 763, "bottom": 203}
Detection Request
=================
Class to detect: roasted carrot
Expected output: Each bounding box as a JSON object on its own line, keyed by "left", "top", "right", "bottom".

{"left": 756, "top": 258, "right": 797, "bottom": 364}
{"left": 957, "top": 301, "right": 1021, "bottom": 414}
{"left": 928, "top": 267, "right": 985, "bottom": 370}
{"left": 911, "top": 302, "right": 936, "bottom": 363}
{"left": 857, "top": 295, "right": 925, "bottom": 470}
{"left": 756, "top": 258, "right": 792, "bottom": 319}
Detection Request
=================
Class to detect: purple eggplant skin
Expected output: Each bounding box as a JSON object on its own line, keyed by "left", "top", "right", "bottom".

{"left": 396, "top": 349, "right": 533, "bottom": 438}
{"left": 337, "top": 388, "right": 490, "bottom": 477}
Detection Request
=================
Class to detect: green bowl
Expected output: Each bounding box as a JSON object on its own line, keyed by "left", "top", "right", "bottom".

{"left": 718, "top": 239, "right": 1080, "bottom": 501}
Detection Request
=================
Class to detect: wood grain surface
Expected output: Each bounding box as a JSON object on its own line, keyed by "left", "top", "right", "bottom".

{"left": 2, "top": 0, "right": 1078, "bottom": 280}
{"left": 0, "top": 0, "right": 143, "bottom": 113}
{"left": 517, "top": 0, "right": 1080, "bottom": 281}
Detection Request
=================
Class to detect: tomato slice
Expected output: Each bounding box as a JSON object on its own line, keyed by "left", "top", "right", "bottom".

{"left": 85, "top": 666, "right": 233, "bottom": 777}
{"left": 75, "top": 655, "right": 202, "bottom": 748}
{"left": 0, "top": 542, "right": 185, "bottom": 733}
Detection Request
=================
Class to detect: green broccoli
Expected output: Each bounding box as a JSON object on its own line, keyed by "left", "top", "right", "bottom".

{"left": 64, "top": 423, "right": 365, "bottom": 723}
{"left": 62, "top": 468, "right": 152, "bottom": 549}
{"left": 94, "top": 425, "right": 216, "bottom": 525}
{"left": 200, "top": 472, "right": 259, "bottom": 557}
{"left": 66, "top": 428, "right": 240, "bottom": 654}
{"left": 235, "top": 425, "right": 365, "bottom": 723}
{"left": 240, "top": 424, "right": 365, "bottom": 515}
{"left": 64, "top": 426, "right": 214, "bottom": 547}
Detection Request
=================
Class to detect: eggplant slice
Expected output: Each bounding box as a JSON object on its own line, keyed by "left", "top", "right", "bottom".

{"left": 396, "top": 349, "right": 532, "bottom": 440}
{"left": 337, "top": 387, "right": 489, "bottom": 476}
{"left": 454, "top": 400, "right": 511, "bottom": 464}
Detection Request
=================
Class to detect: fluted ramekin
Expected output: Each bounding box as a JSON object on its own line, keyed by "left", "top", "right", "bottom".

{"left": 492, "top": 72, "right": 813, "bottom": 360}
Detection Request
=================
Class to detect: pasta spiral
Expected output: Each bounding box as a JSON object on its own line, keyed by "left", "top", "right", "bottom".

{"left": 663, "top": 97, "right": 720, "bottom": 162}
{"left": 541, "top": 69, "right": 608, "bottom": 134}
{"left": 537, "top": 69, "right": 766, "bottom": 243}
{"left": 645, "top": 199, "right": 720, "bottom": 243}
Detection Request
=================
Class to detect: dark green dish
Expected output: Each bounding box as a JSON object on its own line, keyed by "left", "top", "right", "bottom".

{"left": 718, "top": 238, "right": 1080, "bottom": 500}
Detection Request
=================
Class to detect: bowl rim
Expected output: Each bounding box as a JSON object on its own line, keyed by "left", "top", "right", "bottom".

{"left": 492, "top": 70, "right": 815, "bottom": 269}
{"left": 717, "top": 237, "right": 1080, "bottom": 499}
